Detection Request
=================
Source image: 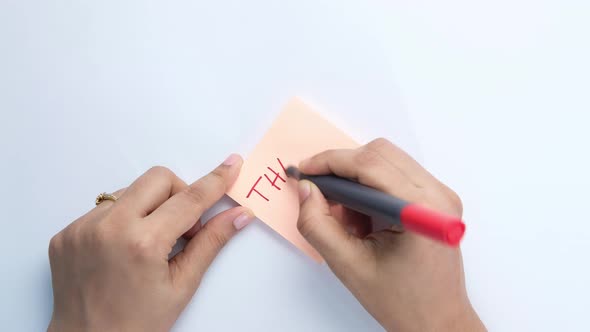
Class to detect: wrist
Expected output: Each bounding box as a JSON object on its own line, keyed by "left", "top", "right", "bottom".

{"left": 48, "top": 319, "right": 79, "bottom": 332}
{"left": 48, "top": 317, "right": 114, "bottom": 332}
{"left": 436, "top": 304, "right": 486, "bottom": 332}
{"left": 383, "top": 302, "right": 486, "bottom": 332}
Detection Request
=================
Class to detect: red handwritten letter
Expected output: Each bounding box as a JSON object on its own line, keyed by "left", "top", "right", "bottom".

{"left": 246, "top": 158, "right": 287, "bottom": 202}
{"left": 246, "top": 176, "right": 269, "bottom": 201}
{"left": 264, "top": 160, "right": 287, "bottom": 190}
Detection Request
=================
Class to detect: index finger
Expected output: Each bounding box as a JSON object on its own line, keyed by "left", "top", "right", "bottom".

{"left": 115, "top": 166, "right": 188, "bottom": 217}
{"left": 299, "top": 147, "right": 419, "bottom": 201}
{"left": 146, "top": 154, "right": 243, "bottom": 241}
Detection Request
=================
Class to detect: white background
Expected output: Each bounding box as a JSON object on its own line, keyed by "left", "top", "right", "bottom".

{"left": 1, "top": 1, "right": 589, "bottom": 331}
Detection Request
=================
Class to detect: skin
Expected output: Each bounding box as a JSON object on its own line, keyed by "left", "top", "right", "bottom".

{"left": 48, "top": 154, "right": 254, "bottom": 332}
{"left": 296, "top": 138, "right": 486, "bottom": 331}
{"left": 48, "top": 139, "right": 485, "bottom": 332}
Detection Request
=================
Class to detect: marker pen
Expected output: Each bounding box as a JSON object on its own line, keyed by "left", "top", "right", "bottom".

{"left": 286, "top": 166, "right": 465, "bottom": 246}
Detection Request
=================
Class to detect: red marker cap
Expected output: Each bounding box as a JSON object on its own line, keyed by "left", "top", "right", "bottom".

{"left": 400, "top": 204, "right": 465, "bottom": 246}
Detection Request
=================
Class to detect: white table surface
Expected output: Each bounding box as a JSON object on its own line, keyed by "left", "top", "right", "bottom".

{"left": 1, "top": 1, "right": 589, "bottom": 331}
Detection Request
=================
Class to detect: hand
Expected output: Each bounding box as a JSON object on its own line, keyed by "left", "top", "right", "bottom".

{"left": 296, "top": 139, "right": 486, "bottom": 332}
{"left": 47, "top": 154, "right": 254, "bottom": 332}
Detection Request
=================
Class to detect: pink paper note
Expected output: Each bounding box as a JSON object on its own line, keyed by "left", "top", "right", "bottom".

{"left": 227, "top": 98, "right": 359, "bottom": 262}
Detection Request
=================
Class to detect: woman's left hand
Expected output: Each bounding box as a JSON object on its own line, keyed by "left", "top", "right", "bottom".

{"left": 48, "top": 154, "right": 254, "bottom": 332}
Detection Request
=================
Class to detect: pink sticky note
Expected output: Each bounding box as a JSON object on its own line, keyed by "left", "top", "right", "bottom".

{"left": 227, "top": 98, "right": 359, "bottom": 262}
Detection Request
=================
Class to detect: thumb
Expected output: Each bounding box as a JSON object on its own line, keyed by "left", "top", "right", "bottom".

{"left": 297, "top": 180, "right": 364, "bottom": 269}
{"left": 171, "top": 206, "right": 254, "bottom": 289}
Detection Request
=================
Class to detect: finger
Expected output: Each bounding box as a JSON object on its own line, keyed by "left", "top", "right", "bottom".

{"left": 169, "top": 206, "right": 254, "bottom": 290}
{"left": 299, "top": 148, "right": 420, "bottom": 202}
{"left": 297, "top": 180, "right": 368, "bottom": 274}
{"left": 363, "top": 138, "right": 434, "bottom": 185}
{"left": 183, "top": 218, "right": 202, "bottom": 239}
{"left": 364, "top": 138, "right": 463, "bottom": 215}
{"left": 94, "top": 187, "right": 127, "bottom": 212}
{"left": 115, "top": 166, "right": 188, "bottom": 217}
{"left": 57, "top": 188, "right": 129, "bottom": 235}
{"left": 147, "top": 154, "right": 243, "bottom": 241}
{"left": 329, "top": 204, "right": 372, "bottom": 238}
{"left": 59, "top": 188, "right": 129, "bottom": 248}
{"left": 89, "top": 187, "right": 129, "bottom": 223}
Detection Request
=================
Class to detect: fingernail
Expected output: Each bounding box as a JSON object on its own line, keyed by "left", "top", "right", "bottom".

{"left": 233, "top": 212, "right": 254, "bottom": 230}
{"left": 223, "top": 153, "right": 240, "bottom": 166}
{"left": 298, "top": 180, "right": 311, "bottom": 202}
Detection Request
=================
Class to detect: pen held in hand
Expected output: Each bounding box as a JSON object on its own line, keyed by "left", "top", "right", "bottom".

{"left": 286, "top": 166, "right": 465, "bottom": 246}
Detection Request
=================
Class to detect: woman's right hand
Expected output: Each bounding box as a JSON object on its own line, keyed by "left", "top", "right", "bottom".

{"left": 295, "top": 138, "right": 486, "bottom": 332}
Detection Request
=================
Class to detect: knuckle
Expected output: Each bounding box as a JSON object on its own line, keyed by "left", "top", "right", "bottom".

{"left": 368, "top": 137, "right": 392, "bottom": 150}
{"left": 128, "top": 234, "right": 158, "bottom": 260}
{"left": 314, "top": 149, "right": 336, "bottom": 162}
{"left": 354, "top": 147, "right": 383, "bottom": 167}
{"left": 444, "top": 187, "right": 464, "bottom": 215}
{"left": 423, "top": 184, "right": 464, "bottom": 217}
{"left": 205, "top": 230, "right": 229, "bottom": 250}
{"left": 207, "top": 169, "right": 227, "bottom": 192}
{"left": 65, "top": 223, "right": 83, "bottom": 248}
{"left": 184, "top": 170, "right": 226, "bottom": 205}
{"left": 48, "top": 233, "right": 63, "bottom": 257}
{"left": 147, "top": 165, "right": 174, "bottom": 180}
{"left": 183, "top": 185, "right": 208, "bottom": 205}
